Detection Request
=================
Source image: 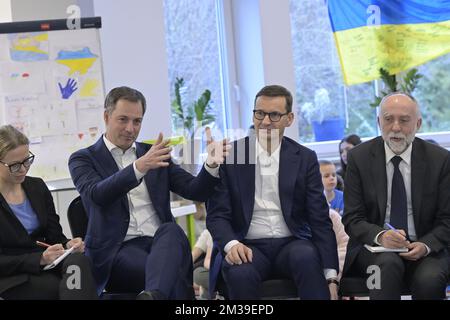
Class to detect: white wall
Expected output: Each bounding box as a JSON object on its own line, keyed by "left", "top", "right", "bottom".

{"left": 229, "top": 0, "right": 299, "bottom": 140}
{"left": 10, "top": 0, "right": 76, "bottom": 21}
{"left": 230, "top": 0, "right": 265, "bottom": 132}
{"left": 93, "top": 0, "right": 172, "bottom": 140}
{"left": 0, "top": 0, "right": 12, "bottom": 22}
{"left": 259, "top": 0, "right": 298, "bottom": 140}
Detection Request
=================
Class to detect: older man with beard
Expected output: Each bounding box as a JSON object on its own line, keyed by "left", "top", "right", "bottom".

{"left": 342, "top": 92, "right": 450, "bottom": 300}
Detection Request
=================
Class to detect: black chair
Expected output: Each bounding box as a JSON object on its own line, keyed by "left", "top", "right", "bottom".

{"left": 67, "top": 196, "right": 136, "bottom": 300}
{"left": 338, "top": 276, "right": 371, "bottom": 299}
{"left": 67, "top": 196, "right": 88, "bottom": 239}
{"left": 260, "top": 279, "right": 298, "bottom": 299}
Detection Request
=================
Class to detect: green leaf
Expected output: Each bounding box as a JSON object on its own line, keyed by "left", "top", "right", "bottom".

{"left": 370, "top": 67, "right": 422, "bottom": 108}
{"left": 379, "top": 68, "right": 397, "bottom": 92}
{"left": 400, "top": 68, "right": 422, "bottom": 94}
{"left": 193, "top": 89, "right": 212, "bottom": 121}
{"left": 184, "top": 115, "right": 193, "bottom": 133}
{"left": 370, "top": 96, "right": 382, "bottom": 108}
{"left": 171, "top": 100, "right": 184, "bottom": 119}
{"left": 170, "top": 78, "right": 216, "bottom": 134}
{"left": 174, "top": 77, "right": 184, "bottom": 112}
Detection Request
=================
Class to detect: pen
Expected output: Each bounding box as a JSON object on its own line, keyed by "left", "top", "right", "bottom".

{"left": 385, "top": 223, "right": 410, "bottom": 241}
{"left": 36, "top": 240, "right": 51, "bottom": 248}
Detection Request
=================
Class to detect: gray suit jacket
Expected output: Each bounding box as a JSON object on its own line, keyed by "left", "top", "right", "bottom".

{"left": 342, "top": 136, "right": 450, "bottom": 275}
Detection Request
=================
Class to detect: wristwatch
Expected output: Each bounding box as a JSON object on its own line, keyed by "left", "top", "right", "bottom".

{"left": 327, "top": 278, "right": 339, "bottom": 286}
{"left": 205, "top": 162, "right": 218, "bottom": 169}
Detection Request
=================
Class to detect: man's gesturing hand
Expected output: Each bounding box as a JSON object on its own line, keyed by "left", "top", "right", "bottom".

{"left": 135, "top": 132, "right": 172, "bottom": 173}
{"left": 205, "top": 127, "right": 231, "bottom": 168}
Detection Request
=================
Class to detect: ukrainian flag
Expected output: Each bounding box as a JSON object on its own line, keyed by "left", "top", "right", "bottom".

{"left": 327, "top": 0, "right": 450, "bottom": 85}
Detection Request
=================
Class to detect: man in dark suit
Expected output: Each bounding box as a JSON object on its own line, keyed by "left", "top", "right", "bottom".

{"left": 206, "top": 85, "right": 339, "bottom": 300}
{"left": 342, "top": 92, "right": 450, "bottom": 299}
{"left": 69, "top": 86, "right": 228, "bottom": 299}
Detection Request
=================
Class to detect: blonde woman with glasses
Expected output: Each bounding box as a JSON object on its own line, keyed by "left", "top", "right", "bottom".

{"left": 0, "top": 125, "right": 97, "bottom": 300}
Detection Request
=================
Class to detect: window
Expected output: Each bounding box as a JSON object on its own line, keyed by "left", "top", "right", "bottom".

{"left": 415, "top": 54, "right": 450, "bottom": 133}
{"left": 163, "top": 0, "right": 226, "bottom": 136}
{"left": 289, "top": 0, "right": 377, "bottom": 143}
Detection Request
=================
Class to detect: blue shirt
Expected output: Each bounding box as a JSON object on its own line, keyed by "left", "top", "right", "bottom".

{"left": 329, "top": 189, "right": 344, "bottom": 216}
{"left": 10, "top": 197, "right": 40, "bottom": 234}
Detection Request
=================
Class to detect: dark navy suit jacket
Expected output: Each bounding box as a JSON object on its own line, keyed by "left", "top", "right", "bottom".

{"left": 206, "top": 136, "right": 339, "bottom": 293}
{"left": 68, "top": 137, "right": 219, "bottom": 294}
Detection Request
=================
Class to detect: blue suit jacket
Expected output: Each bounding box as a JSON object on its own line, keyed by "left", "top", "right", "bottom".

{"left": 206, "top": 136, "right": 339, "bottom": 294}
{"left": 68, "top": 137, "right": 219, "bottom": 294}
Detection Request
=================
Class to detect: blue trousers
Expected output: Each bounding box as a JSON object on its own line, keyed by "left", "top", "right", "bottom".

{"left": 221, "top": 237, "right": 329, "bottom": 299}
{"left": 106, "top": 222, "right": 194, "bottom": 299}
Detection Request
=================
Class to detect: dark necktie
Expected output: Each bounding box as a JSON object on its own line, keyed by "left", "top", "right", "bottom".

{"left": 389, "top": 156, "right": 408, "bottom": 234}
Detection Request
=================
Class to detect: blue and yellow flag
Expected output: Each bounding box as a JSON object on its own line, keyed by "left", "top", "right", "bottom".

{"left": 327, "top": 0, "right": 450, "bottom": 85}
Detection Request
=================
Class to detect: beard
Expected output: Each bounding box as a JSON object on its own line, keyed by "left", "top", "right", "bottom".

{"left": 383, "top": 131, "right": 415, "bottom": 154}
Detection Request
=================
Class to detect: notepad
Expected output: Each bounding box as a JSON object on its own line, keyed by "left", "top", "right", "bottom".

{"left": 43, "top": 247, "right": 75, "bottom": 270}
{"left": 364, "top": 244, "right": 408, "bottom": 253}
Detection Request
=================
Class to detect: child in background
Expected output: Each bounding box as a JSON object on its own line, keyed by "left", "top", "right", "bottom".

{"left": 319, "top": 160, "right": 344, "bottom": 215}
{"left": 192, "top": 229, "right": 213, "bottom": 299}
{"left": 329, "top": 209, "right": 349, "bottom": 280}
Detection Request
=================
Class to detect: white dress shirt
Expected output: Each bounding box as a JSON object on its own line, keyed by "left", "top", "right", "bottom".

{"left": 225, "top": 139, "right": 336, "bottom": 279}
{"left": 383, "top": 142, "right": 417, "bottom": 240}
{"left": 374, "top": 142, "right": 431, "bottom": 254}
{"left": 103, "top": 135, "right": 161, "bottom": 241}
{"left": 246, "top": 141, "right": 292, "bottom": 239}
{"left": 103, "top": 135, "right": 220, "bottom": 241}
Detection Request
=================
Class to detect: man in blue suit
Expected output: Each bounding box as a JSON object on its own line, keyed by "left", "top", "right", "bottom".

{"left": 206, "top": 85, "right": 339, "bottom": 300}
{"left": 69, "top": 86, "right": 228, "bottom": 299}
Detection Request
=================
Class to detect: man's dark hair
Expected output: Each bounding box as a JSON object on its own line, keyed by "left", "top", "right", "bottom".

{"left": 104, "top": 86, "right": 146, "bottom": 115}
{"left": 254, "top": 85, "right": 293, "bottom": 113}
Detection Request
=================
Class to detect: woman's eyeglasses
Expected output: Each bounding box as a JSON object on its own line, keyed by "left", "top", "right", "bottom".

{"left": 0, "top": 152, "right": 35, "bottom": 173}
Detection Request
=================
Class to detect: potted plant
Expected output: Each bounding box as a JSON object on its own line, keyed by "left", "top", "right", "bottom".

{"left": 171, "top": 77, "right": 215, "bottom": 138}
{"left": 300, "top": 88, "right": 345, "bottom": 141}
{"left": 370, "top": 68, "right": 422, "bottom": 108}
{"left": 170, "top": 77, "right": 216, "bottom": 167}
